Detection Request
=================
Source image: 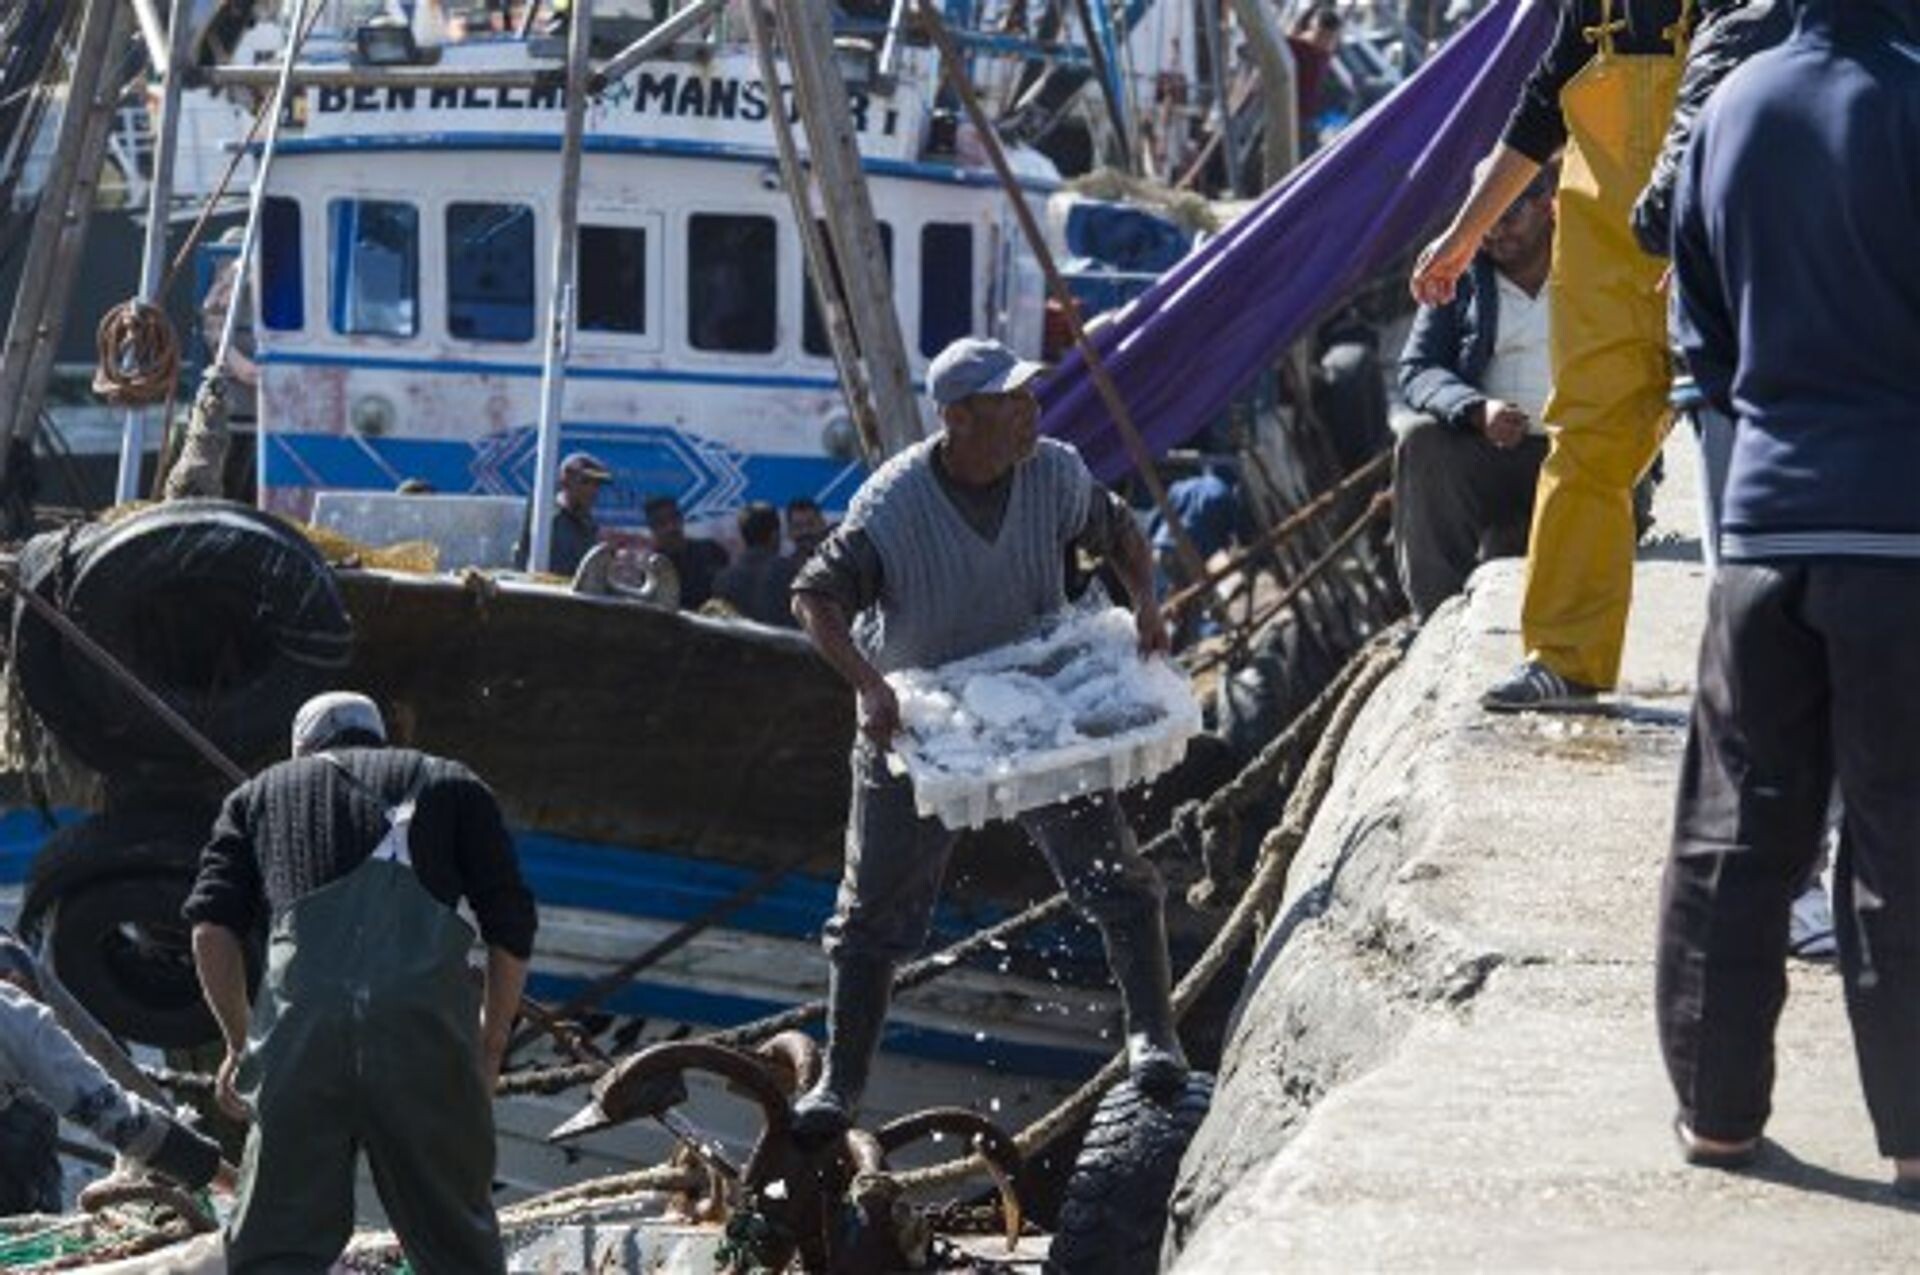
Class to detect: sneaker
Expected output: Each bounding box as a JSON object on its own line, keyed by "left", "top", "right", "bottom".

{"left": 1789, "top": 882, "right": 1837, "bottom": 961}
{"left": 1480, "top": 661, "right": 1599, "bottom": 713}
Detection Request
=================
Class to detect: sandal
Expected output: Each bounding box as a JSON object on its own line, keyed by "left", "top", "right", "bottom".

{"left": 1673, "top": 1116, "right": 1759, "bottom": 1169}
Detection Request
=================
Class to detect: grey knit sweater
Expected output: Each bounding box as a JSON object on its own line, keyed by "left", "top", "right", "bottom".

{"left": 844, "top": 437, "right": 1093, "bottom": 672}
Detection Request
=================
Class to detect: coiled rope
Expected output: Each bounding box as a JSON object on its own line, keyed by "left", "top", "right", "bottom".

{"left": 90, "top": 301, "right": 178, "bottom": 407}
{"left": 87, "top": 0, "right": 327, "bottom": 479}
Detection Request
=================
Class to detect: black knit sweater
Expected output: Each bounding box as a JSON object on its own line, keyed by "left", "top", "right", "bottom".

{"left": 183, "top": 747, "right": 537, "bottom": 958}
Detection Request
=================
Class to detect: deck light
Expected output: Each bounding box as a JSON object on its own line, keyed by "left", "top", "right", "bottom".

{"left": 832, "top": 37, "right": 877, "bottom": 94}
{"left": 822, "top": 415, "right": 861, "bottom": 461}
{"left": 355, "top": 17, "right": 421, "bottom": 67}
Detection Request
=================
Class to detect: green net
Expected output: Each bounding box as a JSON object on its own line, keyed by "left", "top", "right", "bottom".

{"left": 0, "top": 1214, "right": 114, "bottom": 1267}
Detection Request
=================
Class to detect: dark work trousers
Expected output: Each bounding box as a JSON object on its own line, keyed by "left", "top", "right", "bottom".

{"left": 822, "top": 741, "right": 1165, "bottom": 967}
{"left": 1391, "top": 414, "right": 1548, "bottom": 618}
{"left": 0, "top": 1097, "right": 61, "bottom": 1215}
{"left": 1657, "top": 561, "right": 1920, "bottom": 1155}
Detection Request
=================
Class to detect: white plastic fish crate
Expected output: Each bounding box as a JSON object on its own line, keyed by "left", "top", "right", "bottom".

{"left": 888, "top": 607, "right": 1202, "bottom": 830}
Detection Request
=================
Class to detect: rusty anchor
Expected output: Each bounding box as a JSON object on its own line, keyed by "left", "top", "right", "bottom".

{"left": 548, "top": 1034, "right": 1025, "bottom": 1273}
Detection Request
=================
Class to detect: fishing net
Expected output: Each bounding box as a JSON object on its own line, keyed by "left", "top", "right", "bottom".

{"left": 296, "top": 523, "right": 440, "bottom": 574}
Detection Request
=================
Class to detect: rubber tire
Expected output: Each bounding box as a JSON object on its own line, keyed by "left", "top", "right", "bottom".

{"left": 1047, "top": 1072, "right": 1215, "bottom": 1275}
{"left": 11, "top": 500, "right": 353, "bottom": 779}
{"left": 18, "top": 807, "right": 213, "bottom": 938}
{"left": 40, "top": 870, "right": 213, "bottom": 1050}
{"left": 19, "top": 808, "right": 223, "bottom": 1051}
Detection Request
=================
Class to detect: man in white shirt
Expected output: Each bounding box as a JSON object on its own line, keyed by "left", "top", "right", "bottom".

{"left": 1392, "top": 162, "right": 1558, "bottom": 618}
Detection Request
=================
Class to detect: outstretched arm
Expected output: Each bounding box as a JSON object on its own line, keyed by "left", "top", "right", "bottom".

{"left": 1410, "top": 145, "right": 1542, "bottom": 307}
{"left": 0, "top": 984, "right": 225, "bottom": 1190}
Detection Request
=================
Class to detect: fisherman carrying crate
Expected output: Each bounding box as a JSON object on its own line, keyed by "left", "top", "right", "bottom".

{"left": 787, "top": 335, "right": 1189, "bottom": 1138}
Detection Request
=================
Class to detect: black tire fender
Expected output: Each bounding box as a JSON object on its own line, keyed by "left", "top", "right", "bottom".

{"left": 12, "top": 500, "right": 353, "bottom": 778}
{"left": 1046, "top": 1072, "right": 1215, "bottom": 1275}
{"left": 40, "top": 871, "right": 213, "bottom": 1051}
{"left": 19, "top": 808, "right": 231, "bottom": 1052}
{"left": 18, "top": 806, "right": 213, "bottom": 938}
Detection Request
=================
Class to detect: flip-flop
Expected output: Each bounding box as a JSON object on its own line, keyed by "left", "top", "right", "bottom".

{"left": 1894, "top": 1176, "right": 1920, "bottom": 1202}
{"left": 1673, "top": 1117, "right": 1759, "bottom": 1170}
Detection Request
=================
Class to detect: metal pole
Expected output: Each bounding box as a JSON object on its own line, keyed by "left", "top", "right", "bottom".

{"left": 1070, "top": 0, "right": 1130, "bottom": 167}
{"left": 201, "top": 62, "right": 562, "bottom": 90}
{"left": 741, "top": 0, "right": 882, "bottom": 462}
{"left": 1196, "top": 0, "right": 1241, "bottom": 194}
{"left": 527, "top": 0, "right": 593, "bottom": 575}
{"left": 114, "top": 0, "right": 193, "bottom": 505}
{"left": 207, "top": 0, "right": 308, "bottom": 379}
{"left": 128, "top": 0, "right": 171, "bottom": 77}
{"left": 877, "top": 0, "right": 912, "bottom": 84}
{"left": 588, "top": 0, "right": 723, "bottom": 91}
{"left": 917, "top": 0, "right": 1218, "bottom": 606}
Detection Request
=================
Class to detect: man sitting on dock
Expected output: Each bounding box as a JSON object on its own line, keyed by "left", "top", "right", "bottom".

{"left": 788, "top": 335, "right": 1187, "bottom": 1138}
{"left": 186, "top": 692, "right": 535, "bottom": 1273}
{"left": 1393, "top": 161, "right": 1558, "bottom": 619}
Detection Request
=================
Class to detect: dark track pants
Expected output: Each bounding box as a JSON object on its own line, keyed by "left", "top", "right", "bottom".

{"left": 822, "top": 741, "right": 1165, "bottom": 967}
{"left": 1657, "top": 561, "right": 1920, "bottom": 1155}
{"left": 1391, "top": 415, "right": 1547, "bottom": 618}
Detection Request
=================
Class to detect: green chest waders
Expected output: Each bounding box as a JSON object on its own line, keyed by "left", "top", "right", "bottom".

{"left": 225, "top": 764, "right": 506, "bottom": 1275}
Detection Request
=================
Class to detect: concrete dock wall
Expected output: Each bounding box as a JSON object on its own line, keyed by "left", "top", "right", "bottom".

{"left": 1169, "top": 530, "right": 1920, "bottom": 1269}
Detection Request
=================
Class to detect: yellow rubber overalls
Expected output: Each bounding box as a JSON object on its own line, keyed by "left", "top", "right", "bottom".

{"left": 1520, "top": 0, "right": 1691, "bottom": 689}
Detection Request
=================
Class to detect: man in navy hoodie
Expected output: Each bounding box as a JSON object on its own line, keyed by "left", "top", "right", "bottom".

{"left": 1655, "top": 0, "right": 1920, "bottom": 1195}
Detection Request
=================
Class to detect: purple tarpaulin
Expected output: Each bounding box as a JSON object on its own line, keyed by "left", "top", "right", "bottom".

{"left": 1040, "top": 0, "right": 1555, "bottom": 480}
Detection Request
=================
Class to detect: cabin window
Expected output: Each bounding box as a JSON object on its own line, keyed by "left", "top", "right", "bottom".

{"left": 687, "top": 214, "right": 776, "bottom": 353}
{"left": 259, "top": 196, "right": 304, "bottom": 331}
{"left": 802, "top": 222, "right": 893, "bottom": 358}
{"left": 446, "top": 202, "right": 535, "bottom": 343}
{"left": 328, "top": 198, "right": 418, "bottom": 337}
{"left": 578, "top": 225, "right": 648, "bottom": 335}
{"left": 920, "top": 223, "right": 974, "bottom": 357}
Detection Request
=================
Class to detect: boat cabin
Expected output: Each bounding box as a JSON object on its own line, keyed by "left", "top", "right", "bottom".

{"left": 249, "top": 36, "right": 1058, "bottom": 537}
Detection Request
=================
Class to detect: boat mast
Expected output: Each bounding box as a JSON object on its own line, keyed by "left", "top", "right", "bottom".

{"left": 1229, "top": 0, "right": 1299, "bottom": 188}
{"left": 773, "top": 0, "right": 921, "bottom": 455}
{"left": 525, "top": 0, "right": 727, "bottom": 573}
{"left": 0, "top": 0, "right": 134, "bottom": 485}
{"left": 115, "top": 0, "right": 195, "bottom": 505}
{"left": 741, "top": 0, "right": 884, "bottom": 463}
{"left": 525, "top": 0, "right": 594, "bottom": 577}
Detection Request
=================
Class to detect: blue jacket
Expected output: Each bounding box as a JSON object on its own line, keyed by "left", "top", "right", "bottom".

{"left": 1672, "top": 0, "right": 1920, "bottom": 561}
{"left": 1396, "top": 255, "right": 1501, "bottom": 430}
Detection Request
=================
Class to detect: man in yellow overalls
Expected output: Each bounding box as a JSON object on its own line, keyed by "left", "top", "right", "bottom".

{"left": 1412, "top": 0, "right": 1692, "bottom": 709}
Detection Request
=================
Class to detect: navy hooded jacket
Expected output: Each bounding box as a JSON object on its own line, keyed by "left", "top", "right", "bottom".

{"left": 1671, "top": 0, "right": 1920, "bottom": 562}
